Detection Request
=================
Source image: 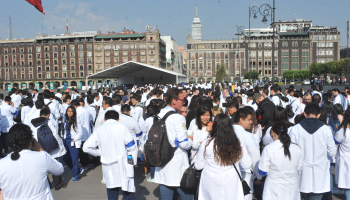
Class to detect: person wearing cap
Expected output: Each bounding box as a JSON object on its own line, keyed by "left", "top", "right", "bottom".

{"left": 255, "top": 92, "right": 275, "bottom": 134}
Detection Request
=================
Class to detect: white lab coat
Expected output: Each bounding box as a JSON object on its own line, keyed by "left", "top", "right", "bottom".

{"left": 335, "top": 128, "right": 350, "bottom": 189}
{"left": 94, "top": 107, "right": 114, "bottom": 129}
{"left": 44, "top": 99, "right": 60, "bottom": 121}
{"left": 0, "top": 103, "right": 17, "bottom": 133}
{"left": 187, "top": 120, "right": 210, "bottom": 161}
{"left": 271, "top": 95, "right": 281, "bottom": 107}
{"left": 289, "top": 121, "right": 337, "bottom": 193}
{"left": 83, "top": 120, "right": 136, "bottom": 191}
{"left": 252, "top": 124, "right": 262, "bottom": 146}
{"left": 263, "top": 127, "right": 292, "bottom": 146}
{"left": 141, "top": 116, "right": 154, "bottom": 151}
{"left": 30, "top": 118, "right": 66, "bottom": 159}
{"left": 112, "top": 104, "right": 121, "bottom": 114}
{"left": 21, "top": 105, "right": 33, "bottom": 124}
{"left": 87, "top": 104, "right": 97, "bottom": 122}
{"left": 76, "top": 106, "right": 91, "bottom": 141}
{"left": 131, "top": 105, "right": 143, "bottom": 123}
{"left": 64, "top": 122, "right": 83, "bottom": 148}
{"left": 195, "top": 138, "right": 252, "bottom": 200}
{"left": 233, "top": 125, "right": 262, "bottom": 199}
{"left": 10, "top": 94, "right": 21, "bottom": 108}
{"left": 119, "top": 113, "right": 142, "bottom": 165}
{"left": 259, "top": 140, "right": 303, "bottom": 200}
{"left": 154, "top": 107, "right": 192, "bottom": 186}
{"left": 0, "top": 150, "right": 64, "bottom": 200}
{"left": 246, "top": 100, "right": 258, "bottom": 111}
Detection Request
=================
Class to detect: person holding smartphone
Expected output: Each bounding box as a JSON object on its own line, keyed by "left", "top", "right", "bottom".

{"left": 187, "top": 105, "right": 213, "bottom": 162}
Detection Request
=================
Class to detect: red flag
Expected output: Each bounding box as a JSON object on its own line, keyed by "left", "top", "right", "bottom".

{"left": 26, "top": 0, "right": 45, "bottom": 14}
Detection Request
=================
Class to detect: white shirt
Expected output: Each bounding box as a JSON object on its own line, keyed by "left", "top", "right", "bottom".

{"left": 0, "top": 150, "right": 64, "bottom": 200}
{"left": 0, "top": 103, "right": 17, "bottom": 133}
{"left": 145, "top": 96, "right": 158, "bottom": 107}
{"left": 10, "top": 94, "right": 21, "bottom": 108}
{"left": 44, "top": 99, "right": 60, "bottom": 120}
{"left": 259, "top": 140, "right": 303, "bottom": 200}
{"left": 76, "top": 106, "right": 92, "bottom": 141}
{"left": 83, "top": 120, "right": 136, "bottom": 191}
{"left": 131, "top": 105, "right": 143, "bottom": 123}
{"left": 94, "top": 107, "right": 114, "bottom": 129}
{"left": 335, "top": 128, "right": 350, "bottom": 189}
{"left": 271, "top": 95, "right": 281, "bottom": 107}
{"left": 64, "top": 122, "right": 83, "bottom": 148}
{"left": 187, "top": 119, "right": 210, "bottom": 160}
{"left": 246, "top": 100, "right": 258, "bottom": 111}
{"left": 55, "top": 93, "right": 62, "bottom": 99}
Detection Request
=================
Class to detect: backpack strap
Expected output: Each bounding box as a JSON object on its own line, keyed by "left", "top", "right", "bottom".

{"left": 161, "top": 111, "right": 177, "bottom": 121}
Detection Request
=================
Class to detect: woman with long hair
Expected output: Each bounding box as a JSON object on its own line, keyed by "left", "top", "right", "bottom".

{"left": 245, "top": 106, "right": 262, "bottom": 146}
{"left": 0, "top": 124, "right": 63, "bottom": 199}
{"left": 62, "top": 106, "right": 83, "bottom": 182}
{"left": 21, "top": 97, "right": 34, "bottom": 123}
{"left": 187, "top": 105, "right": 213, "bottom": 161}
{"left": 195, "top": 114, "right": 252, "bottom": 200}
{"left": 334, "top": 103, "right": 344, "bottom": 125}
{"left": 262, "top": 106, "right": 292, "bottom": 146}
{"left": 186, "top": 95, "right": 201, "bottom": 129}
{"left": 335, "top": 108, "right": 350, "bottom": 200}
{"left": 259, "top": 121, "right": 302, "bottom": 200}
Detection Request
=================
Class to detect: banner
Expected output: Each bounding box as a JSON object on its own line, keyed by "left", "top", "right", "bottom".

{"left": 22, "top": 83, "right": 27, "bottom": 90}
{"left": 50, "top": 82, "right": 53, "bottom": 90}
{"left": 7, "top": 84, "right": 11, "bottom": 91}
{"left": 78, "top": 82, "right": 82, "bottom": 89}
{"left": 35, "top": 83, "right": 40, "bottom": 90}
{"left": 231, "top": 85, "right": 235, "bottom": 92}
{"left": 64, "top": 82, "right": 68, "bottom": 90}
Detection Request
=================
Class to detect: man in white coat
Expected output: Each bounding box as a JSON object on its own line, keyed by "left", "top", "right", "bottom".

{"left": 71, "top": 99, "right": 92, "bottom": 170}
{"left": 83, "top": 110, "right": 136, "bottom": 199}
{"left": 0, "top": 96, "right": 18, "bottom": 154}
{"left": 154, "top": 88, "right": 194, "bottom": 200}
{"left": 119, "top": 104, "right": 142, "bottom": 165}
{"left": 289, "top": 103, "right": 337, "bottom": 200}
{"left": 94, "top": 97, "right": 115, "bottom": 129}
{"left": 43, "top": 90, "right": 60, "bottom": 127}
{"left": 233, "top": 108, "right": 262, "bottom": 200}
{"left": 30, "top": 107, "right": 67, "bottom": 190}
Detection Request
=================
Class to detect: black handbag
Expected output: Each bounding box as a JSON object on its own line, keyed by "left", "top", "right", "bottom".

{"left": 180, "top": 151, "right": 202, "bottom": 190}
{"left": 233, "top": 163, "right": 251, "bottom": 196}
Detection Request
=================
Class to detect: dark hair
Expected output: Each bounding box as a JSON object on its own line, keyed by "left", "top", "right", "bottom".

{"left": 65, "top": 106, "right": 77, "bottom": 132}
{"left": 332, "top": 88, "right": 340, "bottom": 93}
{"left": 132, "top": 94, "right": 141, "bottom": 102}
{"left": 87, "top": 95, "right": 94, "bottom": 104}
{"left": 105, "top": 110, "right": 119, "bottom": 120}
{"left": 294, "top": 114, "right": 305, "bottom": 124}
{"left": 188, "top": 95, "right": 200, "bottom": 111}
{"left": 63, "top": 95, "right": 71, "bottom": 103}
{"left": 227, "top": 98, "right": 239, "bottom": 109}
{"left": 273, "top": 106, "right": 292, "bottom": 128}
{"left": 104, "top": 97, "right": 113, "bottom": 107}
{"left": 195, "top": 105, "right": 213, "bottom": 130}
{"left": 7, "top": 124, "right": 33, "bottom": 161}
{"left": 319, "top": 107, "right": 328, "bottom": 125}
{"left": 312, "top": 94, "right": 321, "bottom": 105}
{"left": 121, "top": 104, "right": 131, "bottom": 113}
{"left": 25, "top": 97, "right": 34, "bottom": 108}
{"left": 271, "top": 121, "right": 291, "bottom": 160}
{"left": 205, "top": 114, "right": 242, "bottom": 166}
{"left": 183, "top": 98, "right": 188, "bottom": 107}
{"left": 304, "top": 103, "right": 321, "bottom": 116}
{"left": 165, "top": 88, "right": 181, "bottom": 105}
{"left": 321, "top": 101, "right": 338, "bottom": 120}
{"left": 70, "top": 99, "right": 80, "bottom": 107}
{"left": 113, "top": 95, "right": 123, "bottom": 105}
{"left": 5, "top": 96, "right": 11, "bottom": 102}
{"left": 35, "top": 100, "right": 44, "bottom": 109}
{"left": 40, "top": 107, "right": 50, "bottom": 116}
{"left": 334, "top": 104, "right": 344, "bottom": 116}
{"left": 199, "top": 96, "right": 213, "bottom": 109}
{"left": 233, "top": 108, "right": 250, "bottom": 124}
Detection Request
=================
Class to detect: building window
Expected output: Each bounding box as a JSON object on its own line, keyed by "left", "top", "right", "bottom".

{"left": 55, "top": 66, "right": 58, "bottom": 71}
{"left": 78, "top": 46, "right": 83, "bottom": 51}
{"left": 46, "top": 73, "right": 50, "bottom": 78}
{"left": 30, "top": 74, "right": 32, "bottom": 79}
{"left": 22, "top": 74, "right": 24, "bottom": 79}
{"left": 63, "top": 66, "right": 67, "bottom": 71}
{"left": 122, "top": 45, "right": 129, "bottom": 49}
{"left": 114, "top": 52, "right": 119, "bottom": 56}
{"left": 55, "top": 73, "right": 58, "bottom": 78}
{"left": 71, "top": 66, "right": 75, "bottom": 70}
{"left": 53, "top": 47, "right": 58, "bottom": 51}
{"left": 63, "top": 73, "right": 66, "bottom": 78}
{"left": 71, "top": 59, "right": 75, "bottom": 64}
{"left": 70, "top": 46, "right": 75, "bottom": 51}
{"left": 80, "top": 72, "right": 84, "bottom": 77}
{"left": 292, "top": 41, "right": 298, "bottom": 47}
{"left": 88, "top": 52, "right": 92, "bottom": 57}
{"left": 45, "top": 60, "right": 49, "bottom": 65}
{"left": 54, "top": 60, "right": 58, "bottom": 64}
{"left": 71, "top": 73, "right": 75, "bottom": 77}
{"left": 79, "top": 52, "right": 83, "bottom": 57}
{"left": 123, "top": 57, "right": 128, "bottom": 62}
{"left": 37, "top": 61, "right": 41, "bottom": 65}
{"left": 88, "top": 58, "right": 92, "bottom": 63}
{"left": 123, "top": 51, "right": 128, "bottom": 56}
{"left": 282, "top": 42, "right": 288, "bottom": 47}
{"left": 114, "top": 58, "right": 118, "bottom": 63}
{"left": 79, "top": 59, "right": 83, "bottom": 64}
{"left": 88, "top": 65, "right": 92, "bottom": 70}
{"left": 46, "top": 67, "right": 50, "bottom": 71}
{"left": 70, "top": 52, "right": 75, "bottom": 57}
{"left": 104, "top": 45, "right": 111, "bottom": 50}
{"left": 80, "top": 66, "right": 83, "bottom": 70}
{"left": 139, "top": 44, "right": 146, "bottom": 49}
{"left": 62, "top": 46, "right": 66, "bottom": 51}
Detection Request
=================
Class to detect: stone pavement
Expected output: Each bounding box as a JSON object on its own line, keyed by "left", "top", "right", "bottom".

{"left": 50, "top": 161, "right": 345, "bottom": 200}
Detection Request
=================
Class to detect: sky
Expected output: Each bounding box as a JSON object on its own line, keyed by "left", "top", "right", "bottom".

{"left": 0, "top": 0, "right": 350, "bottom": 47}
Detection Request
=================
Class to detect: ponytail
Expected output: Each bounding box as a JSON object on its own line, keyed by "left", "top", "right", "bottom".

{"left": 271, "top": 121, "right": 291, "bottom": 160}
{"left": 7, "top": 124, "right": 34, "bottom": 161}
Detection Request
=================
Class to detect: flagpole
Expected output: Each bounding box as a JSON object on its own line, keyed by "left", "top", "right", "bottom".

{"left": 42, "top": 15, "right": 43, "bottom": 34}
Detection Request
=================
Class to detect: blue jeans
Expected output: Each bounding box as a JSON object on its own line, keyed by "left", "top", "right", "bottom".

{"left": 159, "top": 184, "right": 194, "bottom": 200}
{"left": 330, "top": 163, "right": 334, "bottom": 193}
{"left": 63, "top": 139, "right": 81, "bottom": 179}
{"left": 300, "top": 193, "right": 324, "bottom": 200}
{"left": 106, "top": 187, "right": 134, "bottom": 200}
{"left": 150, "top": 166, "right": 155, "bottom": 179}
{"left": 345, "top": 189, "right": 350, "bottom": 200}
{"left": 1, "top": 132, "right": 8, "bottom": 153}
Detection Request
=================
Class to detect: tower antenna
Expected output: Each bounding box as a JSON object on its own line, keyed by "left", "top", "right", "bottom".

{"left": 9, "top": 15, "right": 13, "bottom": 40}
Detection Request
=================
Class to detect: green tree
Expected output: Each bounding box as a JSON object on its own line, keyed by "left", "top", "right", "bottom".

{"left": 244, "top": 71, "right": 259, "bottom": 80}
{"left": 215, "top": 63, "right": 227, "bottom": 82}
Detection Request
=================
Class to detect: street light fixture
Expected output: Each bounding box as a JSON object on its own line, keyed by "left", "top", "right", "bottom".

{"left": 236, "top": 26, "right": 245, "bottom": 83}
{"left": 249, "top": 6, "right": 259, "bottom": 83}
{"left": 251, "top": 0, "right": 276, "bottom": 83}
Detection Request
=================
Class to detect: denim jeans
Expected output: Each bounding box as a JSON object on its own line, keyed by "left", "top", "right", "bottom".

{"left": 345, "top": 189, "right": 350, "bottom": 200}
{"left": 159, "top": 184, "right": 194, "bottom": 200}
{"left": 300, "top": 193, "right": 324, "bottom": 200}
{"left": 62, "top": 139, "right": 81, "bottom": 179}
{"left": 106, "top": 187, "right": 134, "bottom": 200}
{"left": 330, "top": 163, "right": 334, "bottom": 193}
{"left": 150, "top": 166, "right": 155, "bottom": 179}
{"left": 1, "top": 132, "right": 8, "bottom": 153}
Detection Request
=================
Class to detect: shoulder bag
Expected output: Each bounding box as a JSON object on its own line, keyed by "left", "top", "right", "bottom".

{"left": 233, "top": 163, "right": 251, "bottom": 196}
{"left": 180, "top": 150, "right": 202, "bottom": 190}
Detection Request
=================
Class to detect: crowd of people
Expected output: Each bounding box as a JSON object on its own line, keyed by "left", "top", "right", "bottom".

{"left": 0, "top": 82, "right": 349, "bottom": 200}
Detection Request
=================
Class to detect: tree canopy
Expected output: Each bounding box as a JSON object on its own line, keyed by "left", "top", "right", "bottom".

{"left": 283, "top": 70, "right": 310, "bottom": 80}
{"left": 215, "top": 63, "right": 227, "bottom": 82}
{"left": 244, "top": 71, "right": 259, "bottom": 80}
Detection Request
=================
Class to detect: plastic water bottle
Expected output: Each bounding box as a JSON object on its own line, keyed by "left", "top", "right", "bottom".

{"left": 127, "top": 155, "right": 134, "bottom": 165}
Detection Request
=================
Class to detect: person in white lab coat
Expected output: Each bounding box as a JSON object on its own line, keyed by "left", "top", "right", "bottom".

{"left": 187, "top": 105, "right": 213, "bottom": 160}
{"left": 112, "top": 95, "right": 123, "bottom": 114}
{"left": 233, "top": 108, "right": 262, "bottom": 200}
{"left": 21, "top": 97, "right": 34, "bottom": 125}
{"left": 86, "top": 95, "right": 97, "bottom": 129}
{"left": 335, "top": 109, "right": 350, "bottom": 200}
{"left": 10, "top": 89, "right": 21, "bottom": 108}
{"left": 0, "top": 96, "right": 18, "bottom": 154}
{"left": 154, "top": 88, "right": 194, "bottom": 200}
{"left": 30, "top": 107, "right": 67, "bottom": 190}
{"left": 245, "top": 106, "right": 262, "bottom": 146}
{"left": 130, "top": 94, "right": 144, "bottom": 123}
{"left": 83, "top": 110, "right": 137, "bottom": 199}
{"left": 62, "top": 106, "right": 84, "bottom": 182}
{"left": 195, "top": 114, "right": 252, "bottom": 200}
{"left": 258, "top": 121, "right": 303, "bottom": 200}
{"left": 95, "top": 97, "right": 115, "bottom": 129}
{"left": 270, "top": 85, "right": 282, "bottom": 107}
{"left": 119, "top": 104, "right": 142, "bottom": 165}
{"left": 332, "top": 88, "right": 348, "bottom": 111}
{"left": 289, "top": 103, "right": 337, "bottom": 200}
{"left": 0, "top": 124, "right": 64, "bottom": 200}
{"left": 43, "top": 90, "right": 60, "bottom": 122}
{"left": 61, "top": 95, "right": 71, "bottom": 123}
{"left": 94, "top": 92, "right": 102, "bottom": 107}
{"left": 262, "top": 106, "right": 292, "bottom": 146}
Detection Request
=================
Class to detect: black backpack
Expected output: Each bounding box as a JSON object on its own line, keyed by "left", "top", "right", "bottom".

{"left": 37, "top": 119, "right": 59, "bottom": 153}
{"left": 144, "top": 111, "right": 177, "bottom": 167}
{"left": 13, "top": 107, "right": 22, "bottom": 123}
{"left": 92, "top": 105, "right": 101, "bottom": 125}
{"left": 286, "top": 99, "right": 297, "bottom": 118}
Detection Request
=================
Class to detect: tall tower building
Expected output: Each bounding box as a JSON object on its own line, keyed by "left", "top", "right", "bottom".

{"left": 191, "top": 3, "right": 202, "bottom": 41}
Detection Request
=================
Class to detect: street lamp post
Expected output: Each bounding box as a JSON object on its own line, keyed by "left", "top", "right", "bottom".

{"left": 249, "top": 6, "right": 259, "bottom": 83}
{"left": 236, "top": 26, "right": 245, "bottom": 83}
{"left": 252, "top": 0, "right": 276, "bottom": 83}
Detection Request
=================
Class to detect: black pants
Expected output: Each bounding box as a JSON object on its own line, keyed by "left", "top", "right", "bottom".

{"left": 1, "top": 132, "right": 8, "bottom": 155}
{"left": 58, "top": 123, "right": 64, "bottom": 138}
{"left": 47, "top": 158, "right": 63, "bottom": 190}
{"left": 79, "top": 141, "right": 90, "bottom": 167}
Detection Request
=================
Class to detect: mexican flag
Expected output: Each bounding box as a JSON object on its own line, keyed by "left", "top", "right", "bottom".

{"left": 66, "top": 19, "right": 69, "bottom": 32}
{"left": 26, "top": 0, "right": 45, "bottom": 14}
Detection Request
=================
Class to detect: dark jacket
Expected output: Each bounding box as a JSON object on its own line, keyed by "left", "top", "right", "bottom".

{"left": 256, "top": 97, "right": 275, "bottom": 127}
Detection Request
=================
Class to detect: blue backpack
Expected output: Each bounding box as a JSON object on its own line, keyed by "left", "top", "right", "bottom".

{"left": 37, "top": 119, "right": 59, "bottom": 153}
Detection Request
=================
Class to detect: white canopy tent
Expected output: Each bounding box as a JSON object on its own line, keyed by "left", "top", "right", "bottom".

{"left": 86, "top": 61, "right": 187, "bottom": 86}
